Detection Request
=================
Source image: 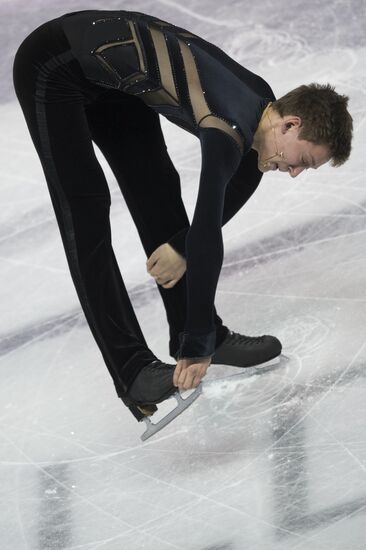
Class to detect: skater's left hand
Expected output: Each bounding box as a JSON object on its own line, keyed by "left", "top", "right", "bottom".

{"left": 173, "top": 356, "right": 212, "bottom": 390}
{"left": 146, "top": 243, "right": 186, "bottom": 289}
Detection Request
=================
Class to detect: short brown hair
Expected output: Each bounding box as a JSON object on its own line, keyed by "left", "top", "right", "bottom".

{"left": 272, "top": 83, "right": 353, "bottom": 167}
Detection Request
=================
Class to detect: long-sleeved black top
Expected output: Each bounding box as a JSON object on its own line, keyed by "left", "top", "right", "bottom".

{"left": 60, "top": 9, "right": 276, "bottom": 359}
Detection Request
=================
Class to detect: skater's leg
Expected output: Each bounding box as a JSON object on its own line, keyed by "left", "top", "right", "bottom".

{"left": 85, "top": 91, "right": 229, "bottom": 358}
{"left": 12, "top": 21, "right": 158, "bottom": 398}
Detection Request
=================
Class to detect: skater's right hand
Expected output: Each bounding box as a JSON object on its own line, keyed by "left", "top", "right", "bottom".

{"left": 146, "top": 243, "right": 186, "bottom": 289}
{"left": 173, "top": 356, "right": 212, "bottom": 390}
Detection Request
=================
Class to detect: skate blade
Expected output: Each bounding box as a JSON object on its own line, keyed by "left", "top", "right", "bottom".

{"left": 254, "top": 354, "right": 281, "bottom": 369}
{"left": 140, "top": 384, "right": 202, "bottom": 442}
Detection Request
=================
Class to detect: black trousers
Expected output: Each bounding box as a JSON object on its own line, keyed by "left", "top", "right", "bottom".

{"left": 12, "top": 15, "right": 229, "bottom": 401}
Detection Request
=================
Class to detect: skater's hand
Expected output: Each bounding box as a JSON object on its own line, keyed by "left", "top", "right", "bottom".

{"left": 146, "top": 243, "right": 186, "bottom": 289}
{"left": 173, "top": 356, "right": 212, "bottom": 390}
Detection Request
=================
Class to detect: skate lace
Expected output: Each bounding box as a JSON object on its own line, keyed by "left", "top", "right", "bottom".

{"left": 229, "top": 330, "right": 265, "bottom": 347}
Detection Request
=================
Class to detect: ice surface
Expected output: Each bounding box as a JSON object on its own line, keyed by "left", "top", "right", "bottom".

{"left": 1, "top": 1, "right": 366, "bottom": 549}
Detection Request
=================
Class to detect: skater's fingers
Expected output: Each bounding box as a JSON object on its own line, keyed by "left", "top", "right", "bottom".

{"left": 177, "top": 362, "right": 196, "bottom": 389}
{"left": 191, "top": 375, "right": 202, "bottom": 388}
{"left": 162, "top": 279, "right": 178, "bottom": 289}
{"left": 174, "top": 359, "right": 209, "bottom": 389}
{"left": 148, "top": 262, "right": 163, "bottom": 277}
{"left": 177, "top": 368, "right": 189, "bottom": 389}
{"left": 147, "top": 262, "right": 158, "bottom": 274}
{"left": 173, "top": 361, "right": 184, "bottom": 386}
{"left": 146, "top": 255, "right": 155, "bottom": 271}
{"left": 181, "top": 365, "right": 201, "bottom": 390}
{"left": 156, "top": 272, "right": 172, "bottom": 284}
{"left": 146, "top": 252, "right": 160, "bottom": 272}
{"left": 188, "top": 368, "right": 203, "bottom": 389}
{"left": 150, "top": 267, "right": 172, "bottom": 282}
{"left": 173, "top": 365, "right": 181, "bottom": 387}
{"left": 186, "top": 364, "right": 208, "bottom": 389}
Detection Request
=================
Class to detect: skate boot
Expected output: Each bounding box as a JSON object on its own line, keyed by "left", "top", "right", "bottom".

{"left": 211, "top": 330, "right": 282, "bottom": 368}
{"left": 122, "top": 360, "right": 202, "bottom": 441}
{"left": 123, "top": 360, "right": 177, "bottom": 419}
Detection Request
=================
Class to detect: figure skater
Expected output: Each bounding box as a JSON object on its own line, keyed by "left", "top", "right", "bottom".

{"left": 12, "top": 9, "right": 352, "bottom": 431}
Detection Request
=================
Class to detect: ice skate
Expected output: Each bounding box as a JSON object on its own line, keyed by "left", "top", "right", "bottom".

{"left": 139, "top": 386, "right": 202, "bottom": 441}
{"left": 123, "top": 360, "right": 202, "bottom": 441}
{"left": 211, "top": 330, "right": 283, "bottom": 369}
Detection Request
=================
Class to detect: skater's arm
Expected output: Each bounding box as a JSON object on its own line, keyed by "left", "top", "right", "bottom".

{"left": 167, "top": 148, "right": 263, "bottom": 258}
{"left": 177, "top": 127, "right": 242, "bottom": 359}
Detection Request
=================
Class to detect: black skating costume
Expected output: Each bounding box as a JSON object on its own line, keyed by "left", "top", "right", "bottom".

{"left": 13, "top": 10, "right": 276, "bottom": 413}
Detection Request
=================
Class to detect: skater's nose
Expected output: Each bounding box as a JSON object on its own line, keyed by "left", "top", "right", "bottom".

{"left": 288, "top": 166, "right": 306, "bottom": 178}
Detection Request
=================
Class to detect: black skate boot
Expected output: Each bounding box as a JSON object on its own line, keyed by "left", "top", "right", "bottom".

{"left": 122, "top": 359, "right": 203, "bottom": 441}
{"left": 123, "top": 360, "right": 177, "bottom": 420}
{"left": 211, "top": 330, "right": 282, "bottom": 368}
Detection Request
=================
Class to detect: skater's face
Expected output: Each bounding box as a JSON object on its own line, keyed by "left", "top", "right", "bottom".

{"left": 255, "top": 109, "right": 330, "bottom": 178}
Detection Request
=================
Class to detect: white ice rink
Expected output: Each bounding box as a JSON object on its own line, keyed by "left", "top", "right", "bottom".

{"left": 1, "top": 0, "right": 366, "bottom": 549}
